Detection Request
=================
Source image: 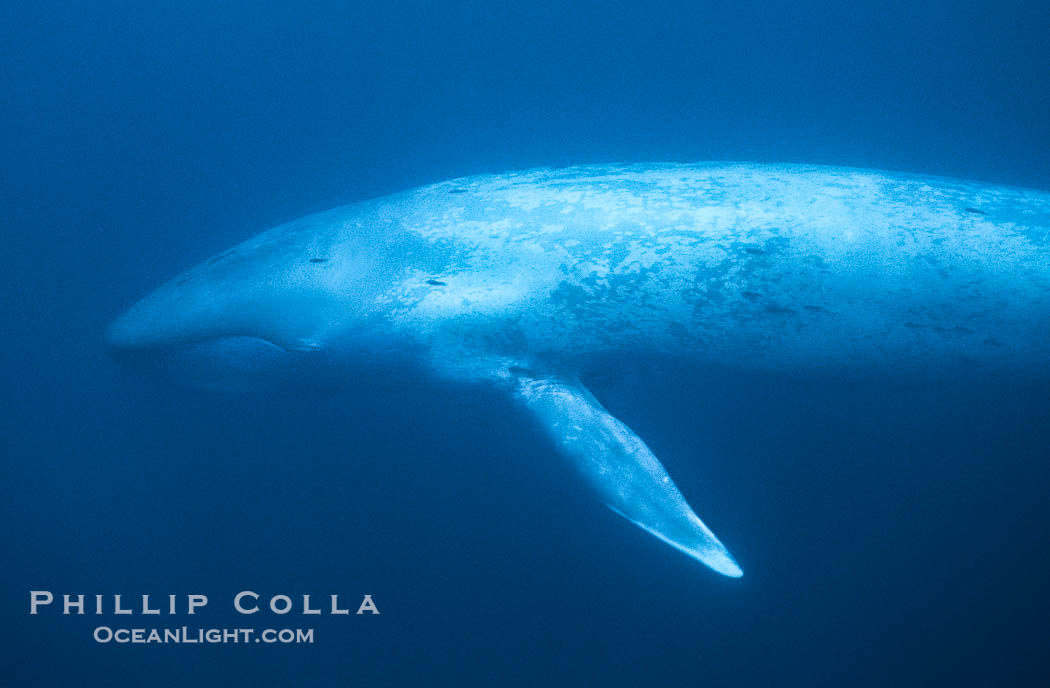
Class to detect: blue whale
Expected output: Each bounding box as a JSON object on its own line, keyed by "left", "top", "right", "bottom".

{"left": 107, "top": 163, "right": 1050, "bottom": 577}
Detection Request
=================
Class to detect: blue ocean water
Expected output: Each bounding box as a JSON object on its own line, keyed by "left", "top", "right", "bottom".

{"left": 2, "top": 1, "right": 1049, "bottom": 685}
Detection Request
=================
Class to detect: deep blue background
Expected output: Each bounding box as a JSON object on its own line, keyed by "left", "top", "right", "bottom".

{"left": 2, "top": 1, "right": 1049, "bottom": 685}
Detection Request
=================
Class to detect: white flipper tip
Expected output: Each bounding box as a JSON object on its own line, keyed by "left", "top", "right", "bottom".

{"left": 607, "top": 505, "right": 744, "bottom": 578}
{"left": 648, "top": 526, "right": 744, "bottom": 578}
{"left": 698, "top": 548, "right": 744, "bottom": 578}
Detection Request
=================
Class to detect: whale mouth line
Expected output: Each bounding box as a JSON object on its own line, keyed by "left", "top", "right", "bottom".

{"left": 107, "top": 332, "right": 288, "bottom": 358}
{"left": 107, "top": 334, "right": 294, "bottom": 385}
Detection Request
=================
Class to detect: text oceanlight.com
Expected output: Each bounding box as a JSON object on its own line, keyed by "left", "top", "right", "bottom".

{"left": 93, "top": 626, "right": 315, "bottom": 644}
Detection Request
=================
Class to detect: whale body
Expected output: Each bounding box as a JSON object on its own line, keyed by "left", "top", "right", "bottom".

{"left": 107, "top": 163, "right": 1050, "bottom": 577}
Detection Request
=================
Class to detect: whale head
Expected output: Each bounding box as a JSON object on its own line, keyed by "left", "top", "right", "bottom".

{"left": 105, "top": 208, "right": 414, "bottom": 390}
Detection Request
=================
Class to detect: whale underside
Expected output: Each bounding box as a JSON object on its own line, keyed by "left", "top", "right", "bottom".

{"left": 107, "top": 164, "right": 1050, "bottom": 577}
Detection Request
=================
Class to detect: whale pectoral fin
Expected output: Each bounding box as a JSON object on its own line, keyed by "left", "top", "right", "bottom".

{"left": 514, "top": 375, "right": 742, "bottom": 577}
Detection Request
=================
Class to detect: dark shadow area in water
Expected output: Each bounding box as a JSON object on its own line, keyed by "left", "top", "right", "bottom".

{"left": 3, "top": 355, "right": 1048, "bottom": 686}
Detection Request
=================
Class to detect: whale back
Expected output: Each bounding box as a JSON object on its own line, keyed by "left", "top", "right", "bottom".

{"left": 374, "top": 164, "right": 1050, "bottom": 377}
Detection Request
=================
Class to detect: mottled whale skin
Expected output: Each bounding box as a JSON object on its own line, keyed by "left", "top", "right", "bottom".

{"left": 108, "top": 163, "right": 1050, "bottom": 577}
